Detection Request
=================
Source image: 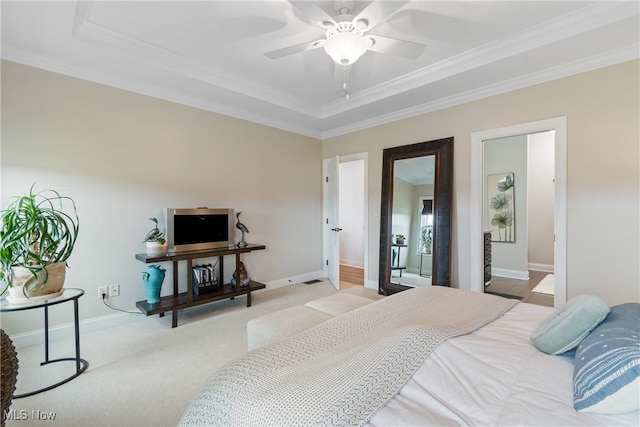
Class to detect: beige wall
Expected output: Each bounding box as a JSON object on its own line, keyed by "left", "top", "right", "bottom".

{"left": 391, "top": 177, "right": 413, "bottom": 270}
{"left": 484, "top": 135, "right": 528, "bottom": 278}
{"left": 1, "top": 59, "right": 638, "bottom": 334}
{"left": 528, "top": 132, "right": 555, "bottom": 269}
{"left": 409, "top": 184, "right": 434, "bottom": 274}
{"left": 323, "top": 60, "right": 640, "bottom": 306}
{"left": 338, "top": 160, "right": 365, "bottom": 268}
{"left": 1, "top": 61, "right": 323, "bottom": 334}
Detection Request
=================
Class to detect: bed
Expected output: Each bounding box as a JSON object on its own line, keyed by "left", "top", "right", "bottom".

{"left": 180, "top": 286, "right": 639, "bottom": 426}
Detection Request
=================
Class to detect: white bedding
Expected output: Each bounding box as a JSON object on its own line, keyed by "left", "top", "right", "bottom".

{"left": 368, "top": 302, "right": 639, "bottom": 426}
{"left": 180, "top": 287, "right": 516, "bottom": 426}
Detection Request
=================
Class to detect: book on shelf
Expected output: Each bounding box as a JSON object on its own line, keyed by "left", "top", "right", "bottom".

{"left": 192, "top": 263, "right": 218, "bottom": 295}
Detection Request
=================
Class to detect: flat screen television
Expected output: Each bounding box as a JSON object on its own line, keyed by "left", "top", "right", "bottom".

{"left": 165, "top": 208, "right": 235, "bottom": 253}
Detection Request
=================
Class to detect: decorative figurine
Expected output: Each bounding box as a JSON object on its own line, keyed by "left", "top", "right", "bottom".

{"left": 235, "top": 211, "right": 249, "bottom": 248}
{"left": 143, "top": 218, "right": 161, "bottom": 243}
{"left": 231, "top": 261, "right": 251, "bottom": 287}
{"left": 143, "top": 217, "right": 167, "bottom": 256}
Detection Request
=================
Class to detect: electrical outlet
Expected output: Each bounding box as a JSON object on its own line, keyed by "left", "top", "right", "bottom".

{"left": 98, "top": 286, "right": 108, "bottom": 299}
{"left": 109, "top": 283, "right": 120, "bottom": 297}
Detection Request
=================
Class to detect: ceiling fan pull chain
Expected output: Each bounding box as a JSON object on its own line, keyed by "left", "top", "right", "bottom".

{"left": 343, "top": 65, "right": 349, "bottom": 100}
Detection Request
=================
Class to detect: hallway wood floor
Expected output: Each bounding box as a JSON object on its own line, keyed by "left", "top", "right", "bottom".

{"left": 340, "top": 264, "right": 364, "bottom": 286}
{"left": 485, "top": 270, "right": 554, "bottom": 307}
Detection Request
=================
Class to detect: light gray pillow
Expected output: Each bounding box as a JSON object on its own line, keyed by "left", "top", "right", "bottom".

{"left": 531, "top": 295, "right": 609, "bottom": 355}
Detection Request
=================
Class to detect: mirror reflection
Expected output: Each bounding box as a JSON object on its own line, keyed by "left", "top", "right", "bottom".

{"left": 390, "top": 156, "right": 435, "bottom": 287}
{"left": 379, "top": 137, "right": 453, "bottom": 296}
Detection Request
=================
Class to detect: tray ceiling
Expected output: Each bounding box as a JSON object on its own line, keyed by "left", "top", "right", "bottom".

{"left": 1, "top": 1, "right": 638, "bottom": 139}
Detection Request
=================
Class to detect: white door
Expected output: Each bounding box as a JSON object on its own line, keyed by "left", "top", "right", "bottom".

{"left": 323, "top": 157, "right": 340, "bottom": 289}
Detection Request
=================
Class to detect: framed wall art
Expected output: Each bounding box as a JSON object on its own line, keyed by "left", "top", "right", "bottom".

{"left": 487, "top": 172, "right": 515, "bottom": 242}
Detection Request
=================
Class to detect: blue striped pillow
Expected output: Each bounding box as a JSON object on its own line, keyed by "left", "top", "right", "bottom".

{"left": 573, "top": 303, "right": 640, "bottom": 414}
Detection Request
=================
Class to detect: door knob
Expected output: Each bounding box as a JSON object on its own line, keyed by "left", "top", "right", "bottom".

{"left": 331, "top": 228, "right": 343, "bottom": 232}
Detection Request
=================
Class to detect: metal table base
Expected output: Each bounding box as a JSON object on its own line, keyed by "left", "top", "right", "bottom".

{"left": 1, "top": 288, "right": 88, "bottom": 398}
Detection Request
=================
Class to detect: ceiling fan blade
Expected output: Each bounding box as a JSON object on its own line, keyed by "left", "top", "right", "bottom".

{"left": 264, "top": 40, "right": 323, "bottom": 59}
{"left": 354, "top": 1, "right": 410, "bottom": 30}
{"left": 367, "top": 35, "right": 425, "bottom": 60}
{"left": 288, "top": 1, "right": 336, "bottom": 26}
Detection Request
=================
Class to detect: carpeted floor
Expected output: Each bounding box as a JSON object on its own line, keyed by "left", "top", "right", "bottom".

{"left": 390, "top": 271, "right": 431, "bottom": 287}
{"left": 5, "top": 281, "right": 381, "bottom": 427}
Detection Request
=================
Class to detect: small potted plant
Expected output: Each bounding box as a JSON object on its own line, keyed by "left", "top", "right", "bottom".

{"left": 395, "top": 235, "right": 406, "bottom": 245}
{"left": 0, "top": 185, "right": 79, "bottom": 303}
{"left": 143, "top": 218, "right": 167, "bottom": 256}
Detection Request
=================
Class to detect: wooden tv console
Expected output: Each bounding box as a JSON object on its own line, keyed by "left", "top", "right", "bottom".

{"left": 135, "top": 243, "right": 266, "bottom": 328}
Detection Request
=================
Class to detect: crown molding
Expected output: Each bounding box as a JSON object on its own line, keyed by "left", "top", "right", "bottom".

{"left": 2, "top": 2, "right": 637, "bottom": 141}
{"left": 71, "top": 1, "right": 321, "bottom": 119}
{"left": 321, "top": 1, "right": 639, "bottom": 118}
{"left": 1, "top": 47, "right": 324, "bottom": 140}
{"left": 4, "top": 42, "right": 636, "bottom": 142}
{"left": 70, "top": 0, "right": 639, "bottom": 121}
{"left": 320, "top": 44, "right": 639, "bottom": 139}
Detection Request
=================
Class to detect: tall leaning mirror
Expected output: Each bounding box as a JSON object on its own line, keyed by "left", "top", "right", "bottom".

{"left": 379, "top": 137, "right": 453, "bottom": 295}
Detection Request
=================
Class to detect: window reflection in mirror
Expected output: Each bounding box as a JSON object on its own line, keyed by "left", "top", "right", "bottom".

{"left": 391, "top": 156, "right": 434, "bottom": 287}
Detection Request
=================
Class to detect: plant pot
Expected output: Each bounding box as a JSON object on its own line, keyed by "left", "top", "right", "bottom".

{"left": 6, "top": 262, "right": 66, "bottom": 304}
{"left": 146, "top": 242, "right": 168, "bottom": 256}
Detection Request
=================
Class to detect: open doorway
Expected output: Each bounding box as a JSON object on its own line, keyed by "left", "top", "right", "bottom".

{"left": 470, "top": 117, "right": 567, "bottom": 308}
{"left": 338, "top": 159, "right": 365, "bottom": 286}
{"left": 323, "top": 153, "right": 368, "bottom": 289}
{"left": 482, "top": 131, "right": 555, "bottom": 306}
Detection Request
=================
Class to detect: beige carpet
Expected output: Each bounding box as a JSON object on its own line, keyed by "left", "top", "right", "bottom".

{"left": 391, "top": 271, "right": 432, "bottom": 287}
{"left": 6, "top": 281, "right": 381, "bottom": 427}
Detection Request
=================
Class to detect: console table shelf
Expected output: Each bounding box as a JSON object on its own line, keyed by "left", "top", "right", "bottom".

{"left": 136, "top": 281, "right": 266, "bottom": 316}
{"left": 135, "top": 244, "right": 266, "bottom": 327}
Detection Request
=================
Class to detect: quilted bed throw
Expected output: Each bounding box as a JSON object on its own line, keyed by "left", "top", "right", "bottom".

{"left": 180, "top": 286, "right": 516, "bottom": 427}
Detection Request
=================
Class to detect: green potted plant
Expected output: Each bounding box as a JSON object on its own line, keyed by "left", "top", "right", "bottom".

{"left": 0, "top": 185, "right": 79, "bottom": 303}
{"left": 143, "top": 218, "right": 167, "bottom": 256}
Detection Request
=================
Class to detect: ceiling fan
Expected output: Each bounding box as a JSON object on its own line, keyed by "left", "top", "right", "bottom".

{"left": 265, "top": 1, "right": 426, "bottom": 66}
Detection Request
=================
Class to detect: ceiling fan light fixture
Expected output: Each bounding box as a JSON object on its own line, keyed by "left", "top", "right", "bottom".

{"left": 323, "top": 31, "right": 369, "bottom": 65}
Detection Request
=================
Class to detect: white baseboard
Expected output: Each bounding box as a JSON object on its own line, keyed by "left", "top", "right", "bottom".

{"left": 492, "top": 268, "right": 530, "bottom": 280}
{"left": 528, "top": 263, "right": 554, "bottom": 273}
{"left": 10, "top": 311, "right": 135, "bottom": 349}
{"left": 10, "top": 271, "right": 327, "bottom": 349}
{"left": 264, "top": 270, "right": 325, "bottom": 290}
{"left": 364, "top": 279, "right": 378, "bottom": 291}
{"left": 339, "top": 260, "right": 365, "bottom": 269}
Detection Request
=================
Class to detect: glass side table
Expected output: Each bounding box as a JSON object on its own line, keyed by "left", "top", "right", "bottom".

{"left": 0, "top": 288, "right": 88, "bottom": 398}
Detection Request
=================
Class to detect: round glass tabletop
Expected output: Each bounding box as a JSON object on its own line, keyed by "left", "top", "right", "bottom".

{"left": 0, "top": 287, "right": 84, "bottom": 312}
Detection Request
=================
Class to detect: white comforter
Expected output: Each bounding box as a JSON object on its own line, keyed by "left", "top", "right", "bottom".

{"left": 368, "top": 302, "right": 639, "bottom": 426}
{"left": 180, "top": 287, "right": 516, "bottom": 426}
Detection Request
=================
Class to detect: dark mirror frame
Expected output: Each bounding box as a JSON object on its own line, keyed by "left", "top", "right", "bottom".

{"left": 378, "top": 137, "right": 454, "bottom": 295}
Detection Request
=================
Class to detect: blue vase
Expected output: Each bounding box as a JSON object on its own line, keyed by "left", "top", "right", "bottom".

{"left": 142, "top": 265, "right": 166, "bottom": 304}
